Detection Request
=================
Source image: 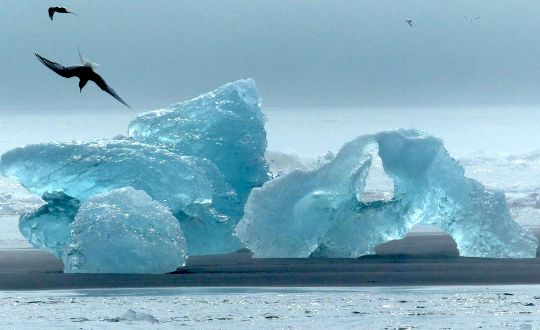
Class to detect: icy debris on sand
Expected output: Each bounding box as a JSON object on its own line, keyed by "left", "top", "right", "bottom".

{"left": 236, "top": 129, "right": 538, "bottom": 258}
{"left": 106, "top": 309, "right": 160, "bottom": 323}
{"left": 63, "top": 187, "right": 187, "bottom": 274}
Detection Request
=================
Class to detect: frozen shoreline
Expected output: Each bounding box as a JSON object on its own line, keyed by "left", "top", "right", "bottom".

{"left": 3, "top": 285, "right": 540, "bottom": 329}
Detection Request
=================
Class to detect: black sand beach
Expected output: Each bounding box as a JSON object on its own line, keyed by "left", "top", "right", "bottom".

{"left": 1, "top": 230, "right": 540, "bottom": 290}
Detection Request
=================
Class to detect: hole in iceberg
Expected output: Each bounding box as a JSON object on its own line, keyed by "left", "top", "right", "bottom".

{"left": 361, "top": 144, "right": 394, "bottom": 203}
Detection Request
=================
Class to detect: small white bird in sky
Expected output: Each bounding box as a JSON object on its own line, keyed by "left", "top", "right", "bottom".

{"left": 463, "top": 15, "right": 481, "bottom": 22}
{"left": 405, "top": 19, "right": 414, "bottom": 27}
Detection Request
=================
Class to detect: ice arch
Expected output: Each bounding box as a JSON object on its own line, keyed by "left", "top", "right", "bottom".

{"left": 236, "top": 129, "right": 538, "bottom": 258}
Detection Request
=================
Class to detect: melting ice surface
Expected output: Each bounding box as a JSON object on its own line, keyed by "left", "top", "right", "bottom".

{"left": 63, "top": 188, "right": 186, "bottom": 274}
{"left": 237, "top": 129, "right": 538, "bottom": 258}
{"left": 129, "top": 79, "right": 268, "bottom": 204}
{"left": 1, "top": 79, "right": 266, "bottom": 260}
{"left": 0, "top": 78, "right": 537, "bottom": 272}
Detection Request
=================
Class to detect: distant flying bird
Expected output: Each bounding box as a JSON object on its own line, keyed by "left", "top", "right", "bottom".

{"left": 35, "top": 52, "right": 131, "bottom": 108}
{"left": 48, "top": 7, "right": 80, "bottom": 21}
{"left": 405, "top": 19, "right": 414, "bottom": 27}
{"left": 463, "top": 16, "right": 480, "bottom": 22}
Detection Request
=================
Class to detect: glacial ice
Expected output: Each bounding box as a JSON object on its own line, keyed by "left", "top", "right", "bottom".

{"left": 236, "top": 129, "right": 539, "bottom": 258}
{"left": 63, "top": 187, "right": 187, "bottom": 274}
{"left": 1, "top": 138, "right": 217, "bottom": 211}
{"left": 0, "top": 79, "right": 266, "bottom": 257}
{"left": 19, "top": 192, "right": 79, "bottom": 258}
{"left": 129, "top": 78, "right": 269, "bottom": 203}
{"left": 1, "top": 77, "right": 536, "bottom": 263}
{"left": 1, "top": 138, "right": 241, "bottom": 254}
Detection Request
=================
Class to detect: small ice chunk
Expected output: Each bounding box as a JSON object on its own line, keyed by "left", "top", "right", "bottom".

{"left": 107, "top": 309, "right": 159, "bottom": 323}
{"left": 63, "top": 187, "right": 187, "bottom": 274}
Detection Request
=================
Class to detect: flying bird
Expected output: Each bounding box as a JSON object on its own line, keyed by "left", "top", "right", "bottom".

{"left": 463, "top": 16, "right": 480, "bottom": 22}
{"left": 35, "top": 52, "right": 131, "bottom": 109}
{"left": 405, "top": 19, "right": 414, "bottom": 27}
{"left": 48, "top": 7, "right": 80, "bottom": 20}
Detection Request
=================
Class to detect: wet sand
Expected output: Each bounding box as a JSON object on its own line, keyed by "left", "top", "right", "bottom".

{"left": 1, "top": 231, "right": 540, "bottom": 290}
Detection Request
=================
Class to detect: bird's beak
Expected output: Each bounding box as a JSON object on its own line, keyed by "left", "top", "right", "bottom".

{"left": 79, "top": 88, "right": 82, "bottom": 93}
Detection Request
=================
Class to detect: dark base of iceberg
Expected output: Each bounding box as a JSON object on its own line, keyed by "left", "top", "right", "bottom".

{"left": 1, "top": 79, "right": 537, "bottom": 273}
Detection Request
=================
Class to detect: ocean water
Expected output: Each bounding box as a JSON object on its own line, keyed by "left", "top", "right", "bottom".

{"left": 1, "top": 286, "right": 540, "bottom": 329}
{"left": 0, "top": 105, "right": 539, "bottom": 248}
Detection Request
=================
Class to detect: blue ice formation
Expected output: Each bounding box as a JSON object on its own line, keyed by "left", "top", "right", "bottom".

{"left": 1, "top": 138, "right": 240, "bottom": 255}
{"left": 19, "top": 192, "right": 79, "bottom": 258}
{"left": 129, "top": 78, "right": 269, "bottom": 203}
{"left": 1, "top": 79, "right": 267, "bottom": 257}
{"left": 63, "top": 187, "right": 187, "bottom": 274}
{"left": 2, "top": 78, "right": 536, "bottom": 264}
{"left": 236, "top": 129, "right": 539, "bottom": 258}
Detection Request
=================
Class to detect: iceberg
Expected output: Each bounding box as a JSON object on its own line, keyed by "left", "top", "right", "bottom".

{"left": 63, "top": 187, "right": 187, "bottom": 274}
{"left": 19, "top": 191, "right": 79, "bottom": 258}
{"left": 236, "top": 129, "right": 538, "bottom": 258}
{"left": 0, "top": 138, "right": 241, "bottom": 254}
{"left": 1, "top": 138, "right": 217, "bottom": 211}
{"left": 129, "top": 78, "right": 269, "bottom": 203}
{"left": 0, "top": 79, "right": 267, "bottom": 256}
{"left": 1, "top": 77, "right": 535, "bottom": 263}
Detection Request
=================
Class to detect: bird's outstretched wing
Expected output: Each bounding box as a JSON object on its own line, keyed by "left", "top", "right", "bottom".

{"left": 35, "top": 54, "right": 76, "bottom": 78}
{"left": 68, "top": 10, "right": 81, "bottom": 18}
{"left": 78, "top": 46, "right": 84, "bottom": 64}
{"left": 92, "top": 73, "right": 131, "bottom": 109}
{"left": 48, "top": 8, "right": 55, "bottom": 20}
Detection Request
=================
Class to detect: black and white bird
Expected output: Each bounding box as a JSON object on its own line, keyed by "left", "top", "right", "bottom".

{"left": 48, "top": 7, "right": 80, "bottom": 20}
{"left": 405, "top": 19, "right": 414, "bottom": 27}
{"left": 35, "top": 51, "right": 131, "bottom": 108}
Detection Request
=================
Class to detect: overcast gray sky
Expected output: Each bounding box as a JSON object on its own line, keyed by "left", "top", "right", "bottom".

{"left": 1, "top": 1, "right": 540, "bottom": 111}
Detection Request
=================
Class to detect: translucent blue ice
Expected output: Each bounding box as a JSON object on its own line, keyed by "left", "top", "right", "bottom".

{"left": 236, "top": 129, "right": 538, "bottom": 258}
{"left": 129, "top": 78, "right": 269, "bottom": 203}
{"left": 0, "top": 79, "right": 267, "bottom": 256}
{"left": 1, "top": 138, "right": 222, "bottom": 218}
{"left": 63, "top": 187, "right": 187, "bottom": 274}
{"left": 2, "top": 78, "right": 535, "bottom": 262}
{"left": 19, "top": 192, "right": 79, "bottom": 258}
